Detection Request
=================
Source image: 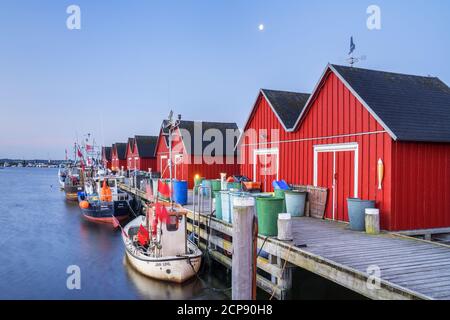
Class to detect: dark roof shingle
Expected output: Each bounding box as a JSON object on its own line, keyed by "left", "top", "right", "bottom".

{"left": 113, "top": 143, "right": 127, "bottom": 160}
{"left": 134, "top": 135, "right": 158, "bottom": 158}
{"left": 261, "top": 89, "right": 310, "bottom": 130}
{"left": 102, "top": 146, "right": 111, "bottom": 160}
{"left": 162, "top": 120, "right": 239, "bottom": 156}
{"left": 331, "top": 64, "right": 450, "bottom": 142}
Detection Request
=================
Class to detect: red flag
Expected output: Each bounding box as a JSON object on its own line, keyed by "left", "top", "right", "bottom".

{"left": 112, "top": 215, "right": 120, "bottom": 228}
{"left": 86, "top": 144, "right": 93, "bottom": 152}
{"left": 158, "top": 180, "right": 170, "bottom": 198}
{"left": 137, "top": 225, "right": 149, "bottom": 246}
{"left": 155, "top": 203, "right": 169, "bottom": 224}
{"left": 77, "top": 147, "right": 83, "bottom": 158}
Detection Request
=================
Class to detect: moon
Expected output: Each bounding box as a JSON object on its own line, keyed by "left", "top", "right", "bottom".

{"left": 258, "top": 24, "right": 264, "bottom": 31}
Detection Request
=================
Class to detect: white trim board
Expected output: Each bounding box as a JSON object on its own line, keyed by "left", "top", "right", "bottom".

{"left": 253, "top": 148, "right": 280, "bottom": 190}
{"left": 313, "top": 142, "right": 359, "bottom": 220}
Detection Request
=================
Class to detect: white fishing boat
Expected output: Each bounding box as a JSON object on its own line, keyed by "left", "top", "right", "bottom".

{"left": 57, "top": 165, "right": 67, "bottom": 189}
{"left": 122, "top": 207, "right": 202, "bottom": 283}
{"left": 121, "top": 111, "right": 202, "bottom": 284}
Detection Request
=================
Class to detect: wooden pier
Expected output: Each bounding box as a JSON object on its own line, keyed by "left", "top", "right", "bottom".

{"left": 119, "top": 182, "right": 450, "bottom": 300}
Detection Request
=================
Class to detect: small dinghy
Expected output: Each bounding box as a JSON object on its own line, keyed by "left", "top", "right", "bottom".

{"left": 122, "top": 204, "right": 202, "bottom": 283}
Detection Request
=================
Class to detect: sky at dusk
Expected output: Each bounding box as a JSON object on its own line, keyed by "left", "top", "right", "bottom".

{"left": 0, "top": 0, "right": 449, "bottom": 159}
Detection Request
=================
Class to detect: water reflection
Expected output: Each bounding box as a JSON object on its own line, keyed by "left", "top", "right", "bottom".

{"left": 123, "top": 256, "right": 205, "bottom": 300}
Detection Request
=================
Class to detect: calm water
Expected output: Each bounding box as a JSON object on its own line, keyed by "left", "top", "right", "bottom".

{"left": 0, "top": 168, "right": 363, "bottom": 300}
{"left": 0, "top": 168, "right": 229, "bottom": 299}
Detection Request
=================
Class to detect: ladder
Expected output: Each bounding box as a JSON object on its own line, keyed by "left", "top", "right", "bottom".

{"left": 192, "top": 185, "right": 213, "bottom": 247}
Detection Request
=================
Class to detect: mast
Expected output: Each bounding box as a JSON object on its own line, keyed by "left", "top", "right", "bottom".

{"left": 166, "top": 110, "right": 181, "bottom": 209}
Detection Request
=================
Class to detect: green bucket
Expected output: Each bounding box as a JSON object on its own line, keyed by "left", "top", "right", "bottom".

{"left": 274, "top": 189, "right": 288, "bottom": 213}
{"left": 256, "top": 197, "right": 284, "bottom": 237}
{"left": 211, "top": 180, "right": 222, "bottom": 197}
{"left": 227, "top": 182, "right": 242, "bottom": 191}
{"left": 214, "top": 191, "right": 222, "bottom": 220}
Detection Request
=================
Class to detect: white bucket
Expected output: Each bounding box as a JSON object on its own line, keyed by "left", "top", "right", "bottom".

{"left": 277, "top": 213, "right": 293, "bottom": 241}
{"left": 365, "top": 208, "right": 380, "bottom": 234}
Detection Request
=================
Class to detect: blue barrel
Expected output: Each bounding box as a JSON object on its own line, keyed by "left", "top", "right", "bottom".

{"left": 173, "top": 180, "right": 188, "bottom": 205}
{"left": 347, "top": 198, "right": 376, "bottom": 231}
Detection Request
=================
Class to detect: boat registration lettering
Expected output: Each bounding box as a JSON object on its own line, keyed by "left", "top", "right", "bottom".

{"left": 155, "top": 262, "right": 171, "bottom": 267}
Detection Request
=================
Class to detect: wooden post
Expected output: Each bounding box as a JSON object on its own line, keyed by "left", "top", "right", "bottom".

{"left": 232, "top": 196, "right": 255, "bottom": 300}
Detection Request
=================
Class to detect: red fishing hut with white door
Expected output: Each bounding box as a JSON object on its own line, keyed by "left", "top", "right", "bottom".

{"left": 155, "top": 119, "right": 241, "bottom": 189}
{"left": 125, "top": 135, "right": 158, "bottom": 172}
{"left": 239, "top": 64, "right": 450, "bottom": 231}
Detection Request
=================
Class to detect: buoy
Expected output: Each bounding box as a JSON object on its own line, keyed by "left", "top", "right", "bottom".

{"left": 79, "top": 201, "right": 90, "bottom": 209}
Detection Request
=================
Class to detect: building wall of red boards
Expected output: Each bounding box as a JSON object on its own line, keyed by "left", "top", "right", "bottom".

{"left": 102, "top": 157, "right": 112, "bottom": 170}
{"left": 240, "top": 71, "right": 450, "bottom": 231}
{"left": 111, "top": 148, "right": 127, "bottom": 172}
{"left": 126, "top": 142, "right": 157, "bottom": 172}
{"left": 155, "top": 129, "right": 240, "bottom": 189}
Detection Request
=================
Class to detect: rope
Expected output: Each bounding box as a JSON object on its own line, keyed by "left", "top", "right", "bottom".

{"left": 269, "top": 244, "right": 293, "bottom": 300}
{"left": 126, "top": 199, "right": 140, "bottom": 218}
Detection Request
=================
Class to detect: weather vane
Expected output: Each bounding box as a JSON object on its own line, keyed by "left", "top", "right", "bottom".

{"left": 347, "top": 36, "right": 366, "bottom": 67}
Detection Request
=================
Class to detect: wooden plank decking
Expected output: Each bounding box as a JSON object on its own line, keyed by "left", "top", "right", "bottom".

{"left": 120, "top": 183, "right": 450, "bottom": 300}
{"left": 291, "top": 218, "right": 450, "bottom": 300}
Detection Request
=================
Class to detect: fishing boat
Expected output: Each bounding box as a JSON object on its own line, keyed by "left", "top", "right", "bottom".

{"left": 64, "top": 166, "right": 84, "bottom": 201}
{"left": 122, "top": 205, "right": 202, "bottom": 283}
{"left": 121, "top": 111, "right": 202, "bottom": 283}
{"left": 58, "top": 165, "right": 67, "bottom": 189}
{"left": 78, "top": 176, "right": 131, "bottom": 224}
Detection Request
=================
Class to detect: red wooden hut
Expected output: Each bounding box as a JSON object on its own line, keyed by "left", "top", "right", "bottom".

{"left": 126, "top": 135, "right": 158, "bottom": 171}
{"left": 155, "top": 120, "right": 240, "bottom": 189}
{"left": 239, "top": 64, "right": 450, "bottom": 231}
{"left": 126, "top": 137, "right": 136, "bottom": 170}
{"left": 101, "top": 146, "right": 112, "bottom": 170}
{"left": 111, "top": 142, "right": 127, "bottom": 172}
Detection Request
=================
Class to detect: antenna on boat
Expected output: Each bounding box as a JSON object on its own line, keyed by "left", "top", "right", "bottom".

{"left": 165, "top": 110, "right": 181, "bottom": 209}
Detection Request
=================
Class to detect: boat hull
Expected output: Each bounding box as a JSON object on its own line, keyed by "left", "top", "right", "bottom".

{"left": 124, "top": 246, "right": 202, "bottom": 284}
{"left": 81, "top": 200, "right": 130, "bottom": 225}
{"left": 64, "top": 185, "right": 83, "bottom": 201}
{"left": 122, "top": 216, "right": 202, "bottom": 283}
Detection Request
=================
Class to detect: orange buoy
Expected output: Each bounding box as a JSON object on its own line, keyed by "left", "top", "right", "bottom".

{"left": 100, "top": 179, "right": 112, "bottom": 202}
{"left": 79, "top": 201, "right": 90, "bottom": 209}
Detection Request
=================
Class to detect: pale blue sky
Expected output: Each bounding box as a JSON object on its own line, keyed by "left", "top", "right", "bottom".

{"left": 0, "top": 0, "right": 449, "bottom": 159}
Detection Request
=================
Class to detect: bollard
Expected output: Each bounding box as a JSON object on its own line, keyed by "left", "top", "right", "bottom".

{"left": 232, "top": 195, "right": 255, "bottom": 300}
{"left": 277, "top": 213, "right": 293, "bottom": 241}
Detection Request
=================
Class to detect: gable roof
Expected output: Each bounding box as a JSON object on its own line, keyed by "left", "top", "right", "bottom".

{"left": 127, "top": 137, "right": 135, "bottom": 153}
{"left": 113, "top": 143, "right": 127, "bottom": 160}
{"left": 295, "top": 64, "right": 450, "bottom": 142}
{"left": 161, "top": 120, "right": 239, "bottom": 156}
{"left": 134, "top": 135, "right": 158, "bottom": 158}
{"left": 260, "top": 89, "right": 311, "bottom": 130}
{"left": 102, "top": 146, "right": 111, "bottom": 161}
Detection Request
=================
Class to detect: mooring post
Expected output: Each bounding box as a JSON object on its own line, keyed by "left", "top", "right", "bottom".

{"left": 232, "top": 195, "right": 256, "bottom": 300}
